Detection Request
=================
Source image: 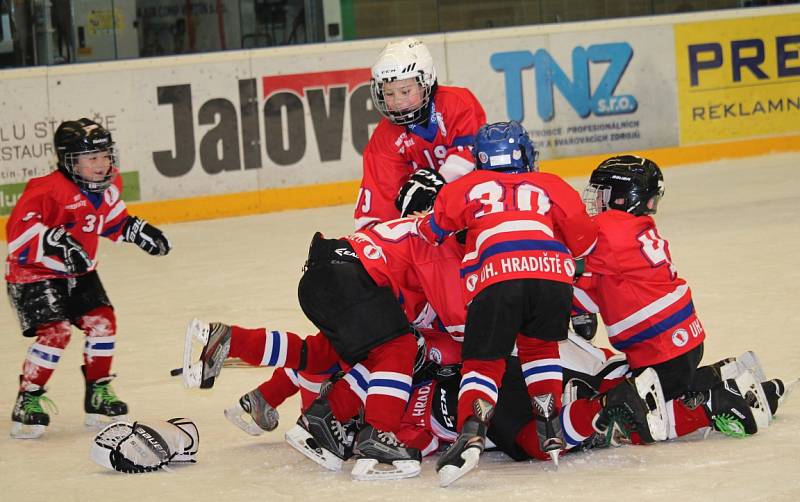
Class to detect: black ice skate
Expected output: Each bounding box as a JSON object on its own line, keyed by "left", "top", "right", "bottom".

{"left": 182, "top": 319, "right": 232, "bottom": 389}
{"left": 350, "top": 424, "right": 422, "bottom": 481}
{"left": 10, "top": 386, "right": 57, "bottom": 439}
{"left": 694, "top": 374, "right": 769, "bottom": 438}
{"left": 595, "top": 367, "right": 667, "bottom": 446}
{"left": 437, "top": 398, "right": 494, "bottom": 488}
{"left": 285, "top": 397, "right": 354, "bottom": 471}
{"left": 224, "top": 388, "right": 279, "bottom": 436}
{"left": 83, "top": 368, "right": 128, "bottom": 428}
{"left": 531, "top": 393, "right": 565, "bottom": 467}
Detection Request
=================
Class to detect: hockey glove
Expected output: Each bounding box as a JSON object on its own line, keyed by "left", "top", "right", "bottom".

{"left": 43, "top": 226, "right": 92, "bottom": 274}
{"left": 571, "top": 313, "right": 598, "bottom": 341}
{"left": 395, "top": 168, "right": 446, "bottom": 217}
{"left": 123, "top": 216, "right": 171, "bottom": 256}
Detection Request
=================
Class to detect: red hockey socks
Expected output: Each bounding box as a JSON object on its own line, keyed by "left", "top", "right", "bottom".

{"left": 362, "top": 334, "right": 417, "bottom": 433}
{"left": 76, "top": 306, "right": 116, "bottom": 381}
{"left": 517, "top": 337, "right": 562, "bottom": 408}
{"left": 20, "top": 321, "right": 72, "bottom": 390}
{"left": 457, "top": 358, "right": 506, "bottom": 431}
{"left": 257, "top": 368, "right": 300, "bottom": 409}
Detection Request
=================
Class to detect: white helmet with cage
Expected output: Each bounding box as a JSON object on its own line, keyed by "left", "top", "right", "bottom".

{"left": 370, "top": 37, "right": 437, "bottom": 125}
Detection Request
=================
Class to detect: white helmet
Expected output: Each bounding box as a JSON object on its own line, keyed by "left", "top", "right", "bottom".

{"left": 370, "top": 37, "right": 437, "bottom": 125}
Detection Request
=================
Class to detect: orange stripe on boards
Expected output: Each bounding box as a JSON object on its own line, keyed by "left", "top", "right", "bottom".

{"left": 1, "top": 134, "right": 797, "bottom": 242}
{"left": 542, "top": 134, "right": 800, "bottom": 178}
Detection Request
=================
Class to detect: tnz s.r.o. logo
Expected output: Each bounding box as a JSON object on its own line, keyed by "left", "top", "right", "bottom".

{"left": 152, "top": 68, "right": 380, "bottom": 177}
{"left": 490, "top": 42, "right": 638, "bottom": 122}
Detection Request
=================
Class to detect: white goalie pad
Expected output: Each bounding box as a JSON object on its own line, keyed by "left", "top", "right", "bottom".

{"left": 733, "top": 370, "right": 772, "bottom": 428}
{"left": 634, "top": 367, "right": 669, "bottom": 442}
{"left": 351, "top": 458, "right": 421, "bottom": 481}
{"left": 91, "top": 418, "right": 199, "bottom": 473}
{"left": 183, "top": 319, "right": 210, "bottom": 389}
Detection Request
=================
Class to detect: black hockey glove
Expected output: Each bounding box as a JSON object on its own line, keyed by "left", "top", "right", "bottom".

{"left": 571, "top": 313, "right": 598, "bottom": 341}
{"left": 43, "top": 226, "right": 92, "bottom": 275}
{"left": 123, "top": 216, "right": 171, "bottom": 256}
{"left": 395, "top": 167, "right": 446, "bottom": 217}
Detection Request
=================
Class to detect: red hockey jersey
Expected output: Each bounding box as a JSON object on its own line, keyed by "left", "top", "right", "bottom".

{"left": 354, "top": 86, "right": 486, "bottom": 229}
{"left": 5, "top": 170, "right": 129, "bottom": 284}
{"left": 346, "top": 217, "right": 467, "bottom": 331}
{"left": 418, "top": 170, "right": 597, "bottom": 302}
{"left": 572, "top": 210, "right": 705, "bottom": 368}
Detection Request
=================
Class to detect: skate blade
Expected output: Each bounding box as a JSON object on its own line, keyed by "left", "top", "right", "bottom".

{"left": 10, "top": 422, "right": 46, "bottom": 439}
{"left": 635, "top": 367, "right": 668, "bottom": 442}
{"left": 547, "top": 449, "right": 560, "bottom": 468}
{"left": 737, "top": 351, "right": 767, "bottom": 383}
{"left": 224, "top": 404, "right": 265, "bottom": 436}
{"left": 351, "top": 458, "right": 421, "bottom": 481}
{"left": 734, "top": 370, "right": 772, "bottom": 428}
{"left": 183, "top": 319, "right": 210, "bottom": 389}
{"left": 438, "top": 447, "right": 481, "bottom": 488}
{"left": 285, "top": 424, "right": 343, "bottom": 471}
{"left": 85, "top": 413, "right": 128, "bottom": 429}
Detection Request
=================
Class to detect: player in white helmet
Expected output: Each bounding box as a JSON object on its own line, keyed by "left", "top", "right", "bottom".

{"left": 355, "top": 37, "right": 487, "bottom": 229}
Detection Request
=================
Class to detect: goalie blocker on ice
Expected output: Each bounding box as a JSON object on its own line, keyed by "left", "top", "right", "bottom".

{"left": 91, "top": 418, "right": 199, "bottom": 473}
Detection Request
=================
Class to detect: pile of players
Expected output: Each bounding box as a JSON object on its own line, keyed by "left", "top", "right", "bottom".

{"left": 181, "top": 37, "right": 789, "bottom": 486}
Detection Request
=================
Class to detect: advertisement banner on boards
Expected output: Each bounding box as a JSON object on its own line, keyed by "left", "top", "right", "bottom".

{"left": 445, "top": 23, "right": 680, "bottom": 160}
{"left": 675, "top": 13, "right": 800, "bottom": 145}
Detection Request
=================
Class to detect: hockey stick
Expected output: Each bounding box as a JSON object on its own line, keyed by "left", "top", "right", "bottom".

{"left": 170, "top": 358, "right": 256, "bottom": 377}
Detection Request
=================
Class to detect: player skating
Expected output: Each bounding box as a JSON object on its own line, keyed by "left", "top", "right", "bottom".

{"left": 6, "top": 118, "right": 171, "bottom": 439}
{"left": 356, "top": 37, "right": 486, "bottom": 229}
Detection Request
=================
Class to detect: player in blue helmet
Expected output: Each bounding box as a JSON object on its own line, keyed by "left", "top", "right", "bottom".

{"left": 473, "top": 121, "right": 539, "bottom": 174}
{"left": 417, "top": 121, "right": 601, "bottom": 486}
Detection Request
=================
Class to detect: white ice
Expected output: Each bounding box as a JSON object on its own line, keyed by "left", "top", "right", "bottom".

{"left": 1, "top": 153, "right": 799, "bottom": 501}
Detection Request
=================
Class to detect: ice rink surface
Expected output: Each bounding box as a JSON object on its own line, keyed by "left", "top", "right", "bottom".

{"left": 1, "top": 153, "right": 799, "bottom": 502}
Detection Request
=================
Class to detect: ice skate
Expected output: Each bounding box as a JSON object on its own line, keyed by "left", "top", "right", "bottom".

{"left": 224, "top": 389, "right": 279, "bottom": 435}
{"left": 182, "top": 318, "right": 232, "bottom": 389}
{"left": 351, "top": 425, "right": 422, "bottom": 481}
{"left": 285, "top": 397, "right": 354, "bottom": 471}
{"left": 10, "top": 386, "right": 57, "bottom": 439}
{"left": 732, "top": 370, "right": 771, "bottom": 428}
{"left": 84, "top": 370, "right": 128, "bottom": 428}
{"left": 437, "top": 398, "right": 494, "bottom": 488}
{"left": 595, "top": 367, "right": 667, "bottom": 445}
{"left": 531, "top": 393, "right": 565, "bottom": 467}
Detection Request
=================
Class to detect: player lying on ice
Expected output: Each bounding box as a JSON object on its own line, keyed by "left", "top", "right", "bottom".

{"left": 183, "top": 216, "right": 468, "bottom": 481}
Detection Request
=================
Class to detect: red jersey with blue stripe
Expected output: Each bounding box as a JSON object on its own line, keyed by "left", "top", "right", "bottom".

{"left": 418, "top": 170, "right": 597, "bottom": 302}
{"left": 5, "top": 170, "right": 129, "bottom": 284}
{"left": 355, "top": 86, "right": 486, "bottom": 229}
{"left": 572, "top": 210, "right": 705, "bottom": 368}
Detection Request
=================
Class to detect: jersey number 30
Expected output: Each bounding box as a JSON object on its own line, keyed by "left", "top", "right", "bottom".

{"left": 469, "top": 180, "right": 551, "bottom": 218}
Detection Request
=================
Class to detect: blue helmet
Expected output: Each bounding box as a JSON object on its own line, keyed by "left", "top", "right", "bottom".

{"left": 473, "top": 121, "right": 538, "bottom": 174}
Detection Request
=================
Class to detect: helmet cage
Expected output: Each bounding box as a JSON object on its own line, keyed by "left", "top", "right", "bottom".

{"left": 370, "top": 73, "right": 435, "bottom": 125}
{"left": 62, "top": 146, "right": 119, "bottom": 193}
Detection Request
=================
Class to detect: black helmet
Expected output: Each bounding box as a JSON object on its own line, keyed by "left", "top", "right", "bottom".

{"left": 54, "top": 118, "right": 117, "bottom": 193}
{"left": 583, "top": 155, "right": 664, "bottom": 216}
